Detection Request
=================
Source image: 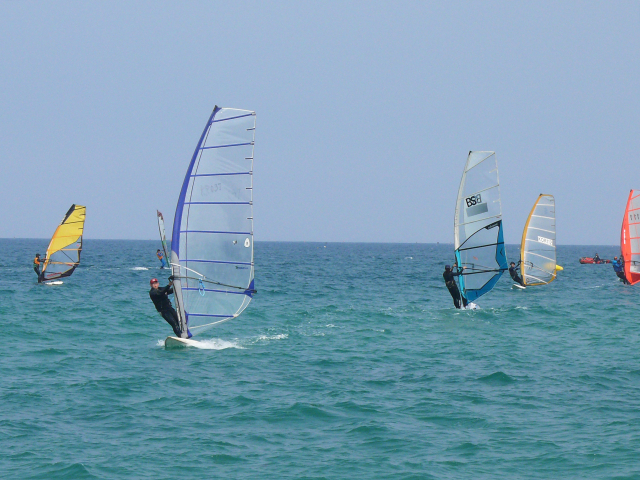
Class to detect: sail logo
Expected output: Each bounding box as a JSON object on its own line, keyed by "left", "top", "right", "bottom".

{"left": 466, "top": 193, "right": 488, "bottom": 217}
{"left": 465, "top": 194, "right": 482, "bottom": 207}
{"left": 538, "top": 236, "right": 553, "bottom": 246}
{"left": 244, "top": 238, "right": 251, "bottom": 248}
{"left": 201, "top": 183, "right": 222, "bottom": 195}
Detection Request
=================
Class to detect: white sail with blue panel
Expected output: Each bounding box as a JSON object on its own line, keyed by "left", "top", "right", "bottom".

{"left": 170, "top": 106, "right": 256, "bottom": 337}
{"left": 454, "top": 151, "right": 507, "bottom": 303}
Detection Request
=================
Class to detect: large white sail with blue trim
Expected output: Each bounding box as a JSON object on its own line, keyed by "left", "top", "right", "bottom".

{"left": 171, "top": 106, "right": 256, "bottom": 337}
{"left": 454, "top": 151, "right": 507, "bottom": 303}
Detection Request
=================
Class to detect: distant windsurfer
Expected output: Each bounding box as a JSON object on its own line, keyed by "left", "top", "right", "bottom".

{"left": 156, "top": 249, "right": 167, "bottom": 268}
{"left": 612, "top": 256, "right": 629, "bottom": 284}
{"left": 509, "top": 261, "right": 525, "bottom": 287}
{"left": 443, "top": 264, "right": 467, "bottom": 309}
{"left": 33, "top": 253, "right": 44, "bottom": 283}
{"left": 149, "top": 276, "right": 189, "bottom": 338}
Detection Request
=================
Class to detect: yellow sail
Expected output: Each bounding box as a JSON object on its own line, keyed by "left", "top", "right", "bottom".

{"left": 41, "top": 205, "right": 86, "bottom": 281}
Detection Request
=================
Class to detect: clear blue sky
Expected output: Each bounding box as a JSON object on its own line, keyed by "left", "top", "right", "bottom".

{"left": 1, "top": 1, "right": 638, "bottom": 244}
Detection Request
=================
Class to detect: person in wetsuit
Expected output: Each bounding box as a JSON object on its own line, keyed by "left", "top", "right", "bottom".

{"left": 509, "top": 261, "right": 525, "bottom": 287}
{"left": 156, "top": 249, "right": 167, "bottom": 268}
{"left": 593, "top": 253, "right": 601, "bottom": 264}
{"left": 612, "top": 256, "right": 629, "bottom": 284}
{"left": 149, "top": 276, "right": 185, "bottom": 337}
{"left": 443, "top": 264, "right": 467, "bottom": 309}
{"left": 33, "top": 253, "right": 45, "bottom": 282}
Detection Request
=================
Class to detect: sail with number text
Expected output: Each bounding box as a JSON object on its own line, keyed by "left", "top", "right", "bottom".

{"left": 621, "top": 189, "right": 640, "bottom": 285}
{"left": 170, "top": 106, "right": 256, "bottom": 336}
{"left": 520, "top": 194, "right": 558, "bottom": 286}
{"left": 454, "top": 151, "right": 507, "bottom": 302}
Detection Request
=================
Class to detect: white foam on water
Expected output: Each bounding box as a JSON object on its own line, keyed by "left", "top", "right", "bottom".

{"left": 404, "top": 256, "right": 413, "bottom": 260}
{"left": 194, "top": 338, "right": 244, "bottom": 350}
{"left": 156, "top": 338, "right": 243, "bottom": 349}
{"left": 44, "top": 281, "right": 64, "bottom": 285}
{"left": 131, "top": 267, "right": 149, "bottom": 271}
{"left": 257, "top": 333, "right": 288, "bottom": 341}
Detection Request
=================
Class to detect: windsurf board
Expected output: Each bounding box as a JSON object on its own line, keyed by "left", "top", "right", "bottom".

{"left": 165, "top": 336, "right": 200, "bottom": 348}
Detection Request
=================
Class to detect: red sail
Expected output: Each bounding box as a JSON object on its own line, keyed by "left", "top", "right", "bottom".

{"left": 620, "top": 189, "right": 640, "bottom": 285}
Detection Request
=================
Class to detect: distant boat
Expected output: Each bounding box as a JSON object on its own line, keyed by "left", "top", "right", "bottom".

{"left": 579, "top": 257, "right": 610, "bottom": 264}
{"left": 520, "top": 194, "right": 562, "bottom": 286}
{"left": 620, "top": 189, "right": 640, "bottom": 285}
{"left": 40, "top": 205, "right": 86, "bottom": 283}
{"left": 163, "top": 106, "right": 257, "bottom": 346}
{"left": 453, "top": 151, "right": 507, "bottom": 306}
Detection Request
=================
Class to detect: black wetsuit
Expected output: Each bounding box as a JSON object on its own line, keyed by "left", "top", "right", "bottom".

{"left": 509, "top": 265, "right": 525, "bottom": 286}
{"left": 443, "top": 269, "right": 467, "bottom": 309}
{"left": 149, "top": 284, "right": 182, "bottom": 337}
{"left": 34, "top": 257, "right": 45, "bottom": 283}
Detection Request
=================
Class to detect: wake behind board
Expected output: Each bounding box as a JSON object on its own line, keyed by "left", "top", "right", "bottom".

{"left": 512, "top": 284, "right": 526, "bottom": 290}
{"left": 463, "top": 302, "right": 479, "bottom": 310}
{"left": 165, "top": 336, "right": 200, "bottom": 348}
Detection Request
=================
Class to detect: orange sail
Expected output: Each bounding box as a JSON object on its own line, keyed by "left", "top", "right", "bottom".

{"left": 620, "top": 190, "right": 640, "bottom": 285}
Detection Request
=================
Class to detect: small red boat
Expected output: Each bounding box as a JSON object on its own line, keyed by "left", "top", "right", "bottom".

{"left": 579, "top": 257, "right": 611, "bottom": 264}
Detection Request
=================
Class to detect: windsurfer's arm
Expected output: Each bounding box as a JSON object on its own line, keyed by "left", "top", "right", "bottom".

{"left": 157, "top": 284, "right": 174, "bottom": 295}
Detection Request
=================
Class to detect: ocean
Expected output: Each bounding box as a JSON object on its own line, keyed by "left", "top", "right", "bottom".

{"left": 1, "top": 239, "right": 639, "bottom": 479}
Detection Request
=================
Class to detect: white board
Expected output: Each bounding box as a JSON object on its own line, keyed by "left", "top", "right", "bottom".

{"left": 44, "top": 281, "right": 64, "bottom": 285}
{"left": 165, "top": 336, "right": 201, "bottom": 348}
{"left": 512, "top": 284, "right": 526, "bottom": 290}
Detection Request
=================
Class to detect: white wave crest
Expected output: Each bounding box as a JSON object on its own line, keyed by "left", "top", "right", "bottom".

{"left": 132, "top": 267, "right": 149, "bottom": 271}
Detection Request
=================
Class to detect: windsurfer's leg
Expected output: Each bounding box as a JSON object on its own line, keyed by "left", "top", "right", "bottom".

{"left": 161, "top": 309, "right": 182, "bottom": 337}
{"left": 34, "top": 267, "right": 39, "bottom": 277}
{"left": 447, "top": 286, "right": 461, "bottom": 308}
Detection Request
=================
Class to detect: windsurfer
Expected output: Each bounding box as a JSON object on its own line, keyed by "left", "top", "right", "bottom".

{"left": 33, "top": 253, "right": 44, "bottom": 283}
{"left": 149, "top": 276, "right": 184, "bottom": 337}
{"left": 509, "top": 261, "right": 525, "bottom": 287}
{"left": 612, "top": 256, "right": 629, "bottom": 284}
{"left": 156, "top": 249, "right": 167, "bottom": 268}
{"left": 443, "top": 264, "right": 467, "bottom": 309}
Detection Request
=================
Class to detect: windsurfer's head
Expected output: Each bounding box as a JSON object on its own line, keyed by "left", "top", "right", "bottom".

{"left": 157, "top": 249, "right": 160, "bottom": 252}
{"left": 150, "top": 278, "right": 159, "bottom": 287}
{"left": 35, "top": 253, "right": 40, "bottom": 257}
{"left": 445, "top": 265, "right": 451, "bottom": 270}
{"left": 510, "top": 262, "right": 516, "bottom": 266}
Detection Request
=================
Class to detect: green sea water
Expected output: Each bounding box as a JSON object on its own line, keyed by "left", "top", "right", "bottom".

{"left": 1, "top": 239, "right": 639, "bottom": 479}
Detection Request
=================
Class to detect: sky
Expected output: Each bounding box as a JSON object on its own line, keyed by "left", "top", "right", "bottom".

{"left": 1, "top": 1, "right": 638, "bottom": 244}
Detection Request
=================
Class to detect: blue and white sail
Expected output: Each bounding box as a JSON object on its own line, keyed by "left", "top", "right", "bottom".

{"left": 170, "top": 106, "right": 256, "bottom": 337}
{"left": 454, "top": 151, "right": 507, "bottom": 303}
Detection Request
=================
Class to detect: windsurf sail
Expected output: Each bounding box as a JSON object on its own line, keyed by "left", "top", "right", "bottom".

{"left": 520, "top": 194, "right": 558, "bottom": 286}
{"left": 454, "top": 151, "right": 507, "bottom": 302}
{"left": 156, "top": 210, "right": 171, "bottom": 267}
{"left": 621, "top": 189, "right": 640, "bottom": 285}
{"left": 41, "top": 204, "right": 86, "bottom": 281}
{"left": 170, "top": 106, "right": 256, "bottom": 337}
